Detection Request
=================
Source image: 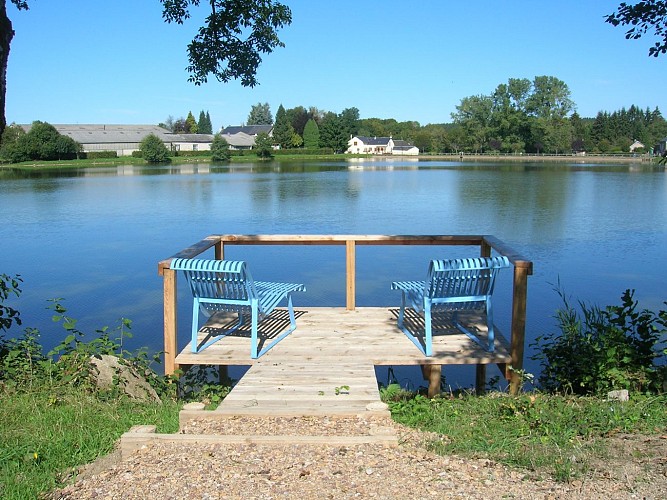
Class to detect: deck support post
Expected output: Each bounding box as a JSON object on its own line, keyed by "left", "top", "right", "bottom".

{"left": 218, "top": 365, "right": 230, "bottom": 385}
{"left": 163, "top": 268, "right": 178, "bottom": 376}
{"left": 475, "top": 364, "right": 486, "bottom": 394}
{"left": 508, "top": 264, "right": 529, "bottom": 395}
{"left": 477, "top": 239, "right": 491, "bottom": 393}
{"left": 346, "top": 240, "right": 356, "bottom": 310}
{"left": 421, "top": 364, "right": 441, "bottom": 398}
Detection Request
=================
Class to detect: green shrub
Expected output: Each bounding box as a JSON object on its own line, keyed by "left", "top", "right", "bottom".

{"left": 254, "top": 132, "right": 274, "bottom": 159}
{"left": 139, "top": 134, "right": 170, "bottom": 163}
{"left": 210, "top": 134, "right": 230, "bottom": 161}
{"left": 532, "top": 289, "right": 667, "bottom": 395}
{"left": 85, "top": 151, "right": 118, "bottom": 159}
{"left": 172, "top": 149, "right": 211, "bottom": 158}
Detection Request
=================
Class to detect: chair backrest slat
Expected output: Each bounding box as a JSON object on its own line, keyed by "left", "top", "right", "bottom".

{"left": 170, "top": 258, "right": 257, "bottom": 304}
{"left": 427, "top": 256, "right": 509, "bottom": 301}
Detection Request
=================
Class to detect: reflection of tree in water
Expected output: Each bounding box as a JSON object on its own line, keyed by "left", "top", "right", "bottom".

{"left": 456, "top": 165, "right": 571, "bottom": 242}
{"left": 249, "top": 170, "right": 360, "bottom": 206}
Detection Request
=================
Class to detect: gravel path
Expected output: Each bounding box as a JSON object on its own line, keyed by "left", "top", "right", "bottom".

{"left": 49, "top": 416, "right": 667, "bottom": 499}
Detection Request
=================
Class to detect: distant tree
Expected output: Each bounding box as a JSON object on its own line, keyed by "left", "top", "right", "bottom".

{"left": 247, "top": 102, "right": 273, "bottom": 125}
{"left": 159, "top": 115, "right": 176, "bottom": 132}
{"left": 1, "top": 121, "right": 81, "bottom": 161}
{"left": 606, "top": 1, "right": 667, "bottom": 57}
{"left": 339, "top": 107, "right": 360, "bottom": 138}
{"left": 0, "top": 122, "right": 25, "bottom": 160}
{"left": 413, "top": 131, "right": 432, "bottom": 153}
{"left": 302, "top": 118, "right": 320, "bottom": 149}
{"left": 319, "top": 112, "right": 348, "bottom": 152}
{"left": 451, "top": 95, "right": 493, "bottom": 152}
{"left": 206, "top": 111, "right": 213, "bottom": 132}
{"left": 172, "top": 117, "right": 188, "bottom": 133}
{"left": 140, "top": 133, "right": 170, "bottom": 162}
{"left": 285, "top": 106, "right": 310, "bottom": 136}
{"left": 210, "top": 133, "right": 230, "bottom": 161}
{"left": 185, "top": 111, "right": 198, "bottom": 133}
{"left": 197, "top": 110, "right": 213, "bottom": 134}
{"left": 290, "top": 131, "right": 303, "bottom": 148}
{"left": 272, "top": 104, "right": 295, "bottom": 148}
{"left": 253, "top": 131, "right": 273, "bottom": 158}
{"left": 525, "top": 76, "right": 574, "bottom": 120}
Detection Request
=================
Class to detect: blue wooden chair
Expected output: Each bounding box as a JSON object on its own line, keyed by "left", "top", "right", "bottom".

{"left": 391, "top": 256, "right": 510, "bottom": 355}
{"left": 170, "top": 258, "right": 306, "bottom": 359}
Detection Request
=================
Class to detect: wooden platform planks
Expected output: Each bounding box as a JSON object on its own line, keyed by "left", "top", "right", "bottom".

{"left": 172, "top": 307, "right": 511, "bottom": 417}
{"left": 175, "top": 307, "right": 511, "bottom": 367}
{"left": 217, "top": 360, "right": 382, "bottom": 416}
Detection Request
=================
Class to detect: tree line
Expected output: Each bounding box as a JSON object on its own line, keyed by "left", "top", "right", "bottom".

{"left": 224, "top": 76, "right": 667, "bottom": 155}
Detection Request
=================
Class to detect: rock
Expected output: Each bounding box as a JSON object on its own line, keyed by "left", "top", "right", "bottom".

{"left": 89, "top": 354, "right": 161, "bottom": 402}
{"left": 607, "top": 389, "right": 629, "bottom": 402}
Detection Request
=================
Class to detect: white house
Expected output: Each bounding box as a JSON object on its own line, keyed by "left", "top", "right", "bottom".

{"left": 629, "top": 140, "right": 645, "bottom": 152}
{"left": 347, "top": 136, "right": 419, "bottom": 156}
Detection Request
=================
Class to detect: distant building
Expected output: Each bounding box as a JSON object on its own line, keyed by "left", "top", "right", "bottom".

{"left": 346, "top": 136, "right": 419, "bottom": 156}
{"left": 654, "top": 137, "right": 667, "bottom": 156}
{"left": 629, "top": 140, "right": 645, "bottom": 152}
{"left": 19, "top": 124, "right": 214, "bottom": 156}
{"left": 219, "top": 125, "right": 273, "bottom": 150}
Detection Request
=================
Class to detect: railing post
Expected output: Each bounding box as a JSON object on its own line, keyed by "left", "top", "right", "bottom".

{"left": 508, "top": 264, "right": 529, "bottom": 395}
{"left": 346, "top": 239, "right": 356, "bottom": 310}
{"left": 163, "top": 267, "right": 178, "bottom": 376}
{"left": 215, "top": 240, "right": 224, "bottom": 260}
{"left": 476, "top": 239, "right": 491, "bottom": 393}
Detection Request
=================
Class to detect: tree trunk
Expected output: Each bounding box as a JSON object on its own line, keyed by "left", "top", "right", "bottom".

{"left": 0, "top": 0, "right": 14, "bottom": 140}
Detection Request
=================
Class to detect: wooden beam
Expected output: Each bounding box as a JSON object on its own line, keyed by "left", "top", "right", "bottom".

{"left": 346, "top": 240, "right": 356, "bottom": 310}
{"left": 163, "top": 268, "right": 178, "bottom": 375}
{"left": 508, "top": 264, "right": 530, "bottom": 395}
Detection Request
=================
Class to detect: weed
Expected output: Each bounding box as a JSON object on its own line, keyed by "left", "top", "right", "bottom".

{"left": 532, "top": 288, "right": 667, "bottom": 395}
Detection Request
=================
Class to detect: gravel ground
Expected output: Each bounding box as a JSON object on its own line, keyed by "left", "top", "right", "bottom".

{"left": 49, "top": 416, "right": 667, "bottom": 499}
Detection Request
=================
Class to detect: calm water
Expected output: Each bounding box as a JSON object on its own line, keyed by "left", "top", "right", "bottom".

{"left": 2, "top": 159, "right": 665, "bottom": 388}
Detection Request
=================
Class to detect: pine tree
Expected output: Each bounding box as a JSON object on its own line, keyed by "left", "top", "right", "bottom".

{"left": 185, "top": 111, "right": 198, "bottom": 133}
{"left": 205, "top": 111, "right": 213, "bottom": 134}
{"left": 273, "top": 104, "right": 295, "bottom": 149}
{"left": 303, "top": 119, "right": 320, "bottom": 149}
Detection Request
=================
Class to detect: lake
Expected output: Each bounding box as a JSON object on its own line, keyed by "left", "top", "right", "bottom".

{"left": 2, "top": 159, "right": 665, "bottom": 389}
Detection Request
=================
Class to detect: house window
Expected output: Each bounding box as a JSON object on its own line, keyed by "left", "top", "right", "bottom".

{"left": 193, "top": 144, "right": 198, "bottom": 151}
{"left": 354, "top": 141, "right": 358, "bottom": 146}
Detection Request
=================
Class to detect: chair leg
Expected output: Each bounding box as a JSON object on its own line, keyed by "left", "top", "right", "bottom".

{"left": 424, "top": 301, "right": 433, "bottom": 356}
{"left": 398, "top": 292, "right": 406, "bottom": 328}
{"left": 287, "top": 293, "right": 296, "bottom": 329}
{"left": 191, "top": 299, "right": 200, "bottom": 353}
{"left": 255, "top": 294, "right": 300, "bottom": 358}
{"left": 251, "top": 299, "right": 259, "bottom": 359}
{"left": 486, "top": 298, "right": 495, "bottom": 352}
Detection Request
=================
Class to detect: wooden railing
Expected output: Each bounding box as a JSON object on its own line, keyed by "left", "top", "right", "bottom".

{"left": 158, "top": 234, "right": 533, "bottom": 394}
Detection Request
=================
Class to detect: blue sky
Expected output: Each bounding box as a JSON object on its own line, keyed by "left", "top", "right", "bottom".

{"left": 6, "top": 1, "right": 667, "bottom": 132}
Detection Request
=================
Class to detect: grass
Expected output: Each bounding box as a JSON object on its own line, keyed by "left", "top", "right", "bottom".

{"left": 0, "top": 388, "right": 180, "bottom": 499}
{"left": 383, "top": 387, "right": 667, "bottom": 481}
{"left": 0, "top": 152, "right": 363, "bottom": 171}
{"left": 1, "top": 384, "right": 665, "bottom": 497}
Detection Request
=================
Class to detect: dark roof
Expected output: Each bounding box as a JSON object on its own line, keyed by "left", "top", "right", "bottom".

{"left": 221, "top": 125, "right": 273, "bottom": 136}
{"left": 355, "top": 136, "right": 391, "bottom": 146}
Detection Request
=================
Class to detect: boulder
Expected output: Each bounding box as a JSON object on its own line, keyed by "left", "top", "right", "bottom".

{"left": 89, "top": 354, "right": 161, "bottom": 403}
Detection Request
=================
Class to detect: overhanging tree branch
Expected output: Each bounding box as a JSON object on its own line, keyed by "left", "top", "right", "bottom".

{"left": 606, "top": 1, "right": 667, "bottom": 57}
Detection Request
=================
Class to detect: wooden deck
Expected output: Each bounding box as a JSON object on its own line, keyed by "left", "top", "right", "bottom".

{"left": 175, "top": 307, "right": 511, "bottom": 417}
